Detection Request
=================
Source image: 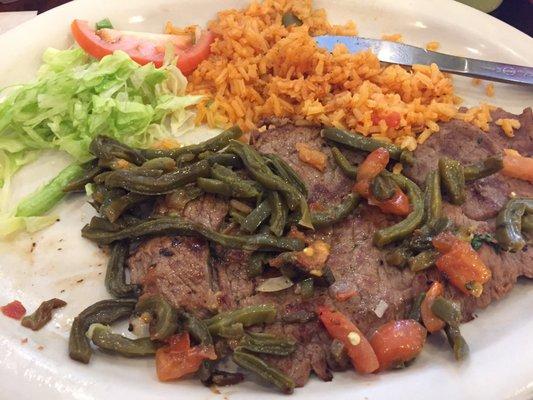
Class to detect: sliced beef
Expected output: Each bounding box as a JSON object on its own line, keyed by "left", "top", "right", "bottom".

{"left": 129, "top": 236, "right": 218, "bottom": 317}
{"left": 128, "top": 194, "right": 227, "bottom": 318}
{"left": 251, "top": 122, "right": 353, "bottom": 203}
{"left": 127, "top": 111, "right": 532, "bottom": 387}
{"left": 406, "top": 108, "right": 533, "bottom": 220}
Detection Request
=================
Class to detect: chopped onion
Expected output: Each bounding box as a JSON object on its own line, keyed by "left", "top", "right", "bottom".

{"left": 130, "top": 314, "right": 151, "bottom": 338}
{"left": 256, "top": 276, "right": 293, "bottom": 293}
{"left": 373, "top": 300, "right": 389, "bottom": 318}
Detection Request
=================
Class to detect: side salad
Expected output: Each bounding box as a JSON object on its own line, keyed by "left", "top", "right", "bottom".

{"left": 0, "top": 19, "right": 213, "bottom": 237}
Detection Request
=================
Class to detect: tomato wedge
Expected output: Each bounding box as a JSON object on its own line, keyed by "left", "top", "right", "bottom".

{"left": 420, "top": 282, "right": 446, "bottom": 333}
{"left": 433, "top": 232, "right": 492, "bottom": 297}
{"left": 71, "top": 20, "right": 214, "bottom": 74}
{"left": 155, "top": 332, "right": 217, "bottom": 382}
{"left": 317, "top": 306, "right": 379, "bottom": 374}
{"left": 369, "top": 320, "right": 427, "bottom": 371}
{"left": 502, "top": 148, "right": 533, "bottom": 183}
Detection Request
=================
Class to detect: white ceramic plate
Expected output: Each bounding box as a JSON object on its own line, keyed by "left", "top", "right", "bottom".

{"left": 0, "top": 1, "right": 532, "bottom": 399}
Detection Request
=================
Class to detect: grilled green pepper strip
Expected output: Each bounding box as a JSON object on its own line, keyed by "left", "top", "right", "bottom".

{"left": 522, "top": 214, "right": 533, "bottom": 233}
{"left": 386, "top": 245, "right": 412, "bottom": 269}
{"left": 331, "top": 146, "right": 357, "bottom": 178}
{"left": 373, "top": 172, "right": 424, "bottom": 247}
{"left": 64, "top": 163, "right": 103, "bottom": 192}
{"left": 135, "top": 295, "right": 178, "bottom": 341}
{"left": 408, "top": 249, "right": 439, "bottom": 272}
{"left": 408, "top": 292, "right": 426, "bottom": 322}
{"left": 105, "top": 159, "right": 211, "bottom": 195}
{"left": 82, "top": 216, "right": 305, "bottom": 251}
{"left": 322, "top": 127, "right": 408, "bottom": 162}
{"left": 89, "top": 136, "right": 146, "bottom": 165}
{"left": 444, "top": 324, "right": 469, "bottom": 361}
{"left": 232, "top": 350, "right": 295, "bottom": 394}
{"left": 371, "top": 173, "right": 396, "bottom": 201}
{"left": 408, "top": 217, "right": 451, "bottom": 252}
{"left": 197, "top": 177, "right": 233, "bottom": 197}
{"left": 247, "top": 253, "right": 267, "bottom": 278}
{"left": 423, "top": 170, "right": 442, "bottom": 225}
{"left": 21, "top": 298, "right": 66, "bottom": 331}
{"left": 495, "top": 197, "right": 533, "bottom": 252}
{"left": 211, "top": 163, "right": 261, "bottom": 198}
{"left": 282, "top": 11, "right": 302, "bottom": 27}
{"left": 464, "top": 154, "right": 503, "bottom": 181}
{"left": 165, "top": 186, "right": 203, "bottom": 211}
{"left": 87, "top": 323, "right": 158, "bottom": 357}
{"left": 140, "top": 157, "right": 176, "bottom": 172}
{"left": 105, "top": 242, "right": 139, "bottom": 298}
{"left": 264, "top": 154, "right": 308, "bottom": 197}
{"left": 310, "top": 193, "right": 360, "bottom": 229}
{"left": 431, "top": 296, "right": 462, "bottom": 326}
{"left": 229, "top": 141, "right": 313, "bottom": 229}
{"left": 241, "top": 199, "right": 272, "bottom": 233}
{"left": 268, "top": 191, "right": 287, "bottom": 237}
{"left": 239, "top": 332, "right": 297, "bottom": 356}
{"left": 205, "top": 153, "right": 243, "bottom": 168}
{"left": 439, "top": 157, "right": 466, "bottom": 205}
{"left": 218, "top": 323, "right": 245, "bottom": 339}
{"left": 69, "top": 299, "right": 137, "bottom": 363}
{"left": 181, "top": 312, "right": 213, "bottom": 346}
{"left": 141, "top": 126, "right": 243, "bottom": 159}
{"left": 206, "top": 304, "right": 277, "bottom": 336}
{"left": 299, "top": 278, "right": 314, "bottom": 299}
{"left": 229, "top": 209, "right": 247, "bottom": 225}
{"left": 102, "top": 192, "right": 149, "bottom": 223}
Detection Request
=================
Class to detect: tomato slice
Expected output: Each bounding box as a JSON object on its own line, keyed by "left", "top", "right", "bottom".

{"left": 369, "top": 320, "right": 426, "bottom": 371}
{"left": 1, "top": 300, "right": 26, "bottom": 320}
{"left": 317, "top": 306, "right": 379, "bottom": 374}
{"left": 155, "top": 332, "right": 217, "bottom": 382}
{"left": 71, "top": 20, "right": 214, "bottom": 74}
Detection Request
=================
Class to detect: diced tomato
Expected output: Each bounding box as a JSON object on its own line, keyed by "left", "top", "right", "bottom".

{"left": 502, "top": 149, "right": 533, "bottom": 182}
{"left": 354, "top": 148, "right": 410, "bottom": 216}
{"left": 71, "top": 20, "right": 214, "bottom": 74}
{"left": 369, "top": 188, "right": 411, "bottom": 216}
{"left": 354, "top": 148, "right": 390, "bottom": 198}
{"left": 317, "top": 306, "right": 379, "bottom": 374}
{"left": 1, "top": 300, "right": 26, "bottom": 320}
{"left": 155, "top": 332, "right": 217, "bottom": 382}
{"left": 369, "top": 320, "right": 427, "bottom": 371}
{"left": 433, "top": 232, "right": 492, "bottom": 297}
{"left": 372, "top": 111, "right": 401, "bottom": 128}
{"left": 420, "top": 282, "right": 446, "bottom": 333}
{"left": 295, "top": 142, "right": 327, "bottom": 171}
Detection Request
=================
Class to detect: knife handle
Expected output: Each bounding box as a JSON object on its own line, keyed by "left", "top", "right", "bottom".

{"left": 436, "top": 53, "right": 533, "bottom": 85}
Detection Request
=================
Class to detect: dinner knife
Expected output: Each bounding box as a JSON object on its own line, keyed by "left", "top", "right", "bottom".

{"left": 314, "top": 36, "right": 533, "bottom": 86}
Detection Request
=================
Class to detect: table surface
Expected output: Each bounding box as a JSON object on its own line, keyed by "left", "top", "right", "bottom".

{"left": 0, "top": 0, "right": 532, "bottom": 37}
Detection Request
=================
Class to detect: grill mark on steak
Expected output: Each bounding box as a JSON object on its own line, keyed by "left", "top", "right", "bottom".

{"left": 127, "top": 109, "right": 532, "bottom": 387}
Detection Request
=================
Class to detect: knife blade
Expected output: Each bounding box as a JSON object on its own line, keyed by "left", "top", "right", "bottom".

{"left": 314, "top": 36, "right": 533, "bottom": 86}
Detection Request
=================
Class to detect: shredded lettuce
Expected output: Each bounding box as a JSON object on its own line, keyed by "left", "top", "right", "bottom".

{"left": 0, "top": 47, "right": 203, "bottom": 237}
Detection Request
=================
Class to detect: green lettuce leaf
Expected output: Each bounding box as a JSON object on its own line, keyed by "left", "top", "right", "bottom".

{"left": 0, "top": 47, "right": 203, "bottom": 237}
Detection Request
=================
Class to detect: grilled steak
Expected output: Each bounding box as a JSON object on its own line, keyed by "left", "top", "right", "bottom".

{"left": 129, "top": 194, "right": 227, "bottom": 318}
{"left": 128, "top": 109, "right": 532, "bottom": 386}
